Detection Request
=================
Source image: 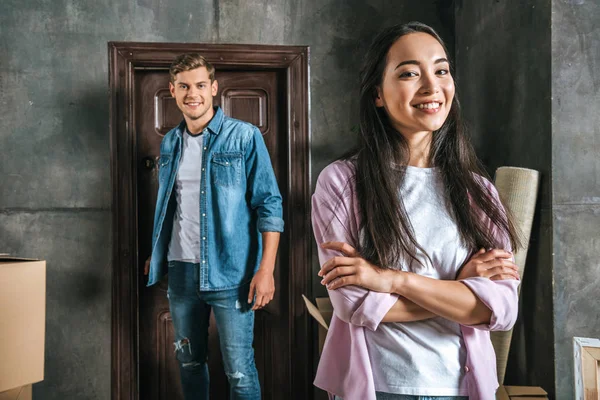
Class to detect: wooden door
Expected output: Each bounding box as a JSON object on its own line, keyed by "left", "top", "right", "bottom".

{"left": 110, "top": 43, "right": 311, "bottom": 400}
{"left": 136, "top": 68, "right": 288, "bottom": 400}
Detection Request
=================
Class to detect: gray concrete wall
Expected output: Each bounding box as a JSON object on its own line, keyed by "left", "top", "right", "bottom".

{"left": 455, "top": 0, "right": 555, "bottom": 397}
{"left": 551, "top": 1, "right": 600, "bottom": 399}
{"left": 457, "top": 1, "right": 600, "bottom": 399}
{"left": 0, "top": 1, "right": 451, "bottom": 399}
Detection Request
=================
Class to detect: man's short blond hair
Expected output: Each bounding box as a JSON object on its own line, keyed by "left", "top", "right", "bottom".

{"left": 169, "top": 53, "right": 215, "bottom": 83}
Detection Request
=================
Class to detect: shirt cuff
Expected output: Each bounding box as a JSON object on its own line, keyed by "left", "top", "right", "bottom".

{"left": 349, "top": 292, "right": 399, "bottom": 331}
{"left": 460, "top": 277, "right": 520, "bottom": 331}
{"left": 257, "top": 216, "right": 285, "bottom": 232}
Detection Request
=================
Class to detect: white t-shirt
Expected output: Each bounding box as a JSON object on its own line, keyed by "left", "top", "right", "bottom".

{"left": 365, "top": 166, "right": 470, "bottom": 396}
{"left": 167, "top": 129, "right": 204, "bottom": 262}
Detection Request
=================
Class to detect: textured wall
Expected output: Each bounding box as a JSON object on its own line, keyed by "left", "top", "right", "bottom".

{"left": 455, "top": 0, "right": 555, "bottom": 397}
{"left": 0, "top": 1, "right": 452, "bottom": 399}
{"left": 551, "top": 1, "right": 600, "bottom": 399}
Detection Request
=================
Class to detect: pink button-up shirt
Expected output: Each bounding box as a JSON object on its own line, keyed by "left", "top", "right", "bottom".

{"left": 311, "top": 160, "right": 520, "bottom": 400}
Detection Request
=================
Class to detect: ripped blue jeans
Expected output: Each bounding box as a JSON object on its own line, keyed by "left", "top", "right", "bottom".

{"left": 167, "top": 261, "right": 260, "bottom": 400}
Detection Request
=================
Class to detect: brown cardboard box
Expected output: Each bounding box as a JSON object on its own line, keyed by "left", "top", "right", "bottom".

{"left": 0, "top": 256, "right": 46, "bottom": 394}
{"left": 302, "top": 295, "right": 333, "bottom": 354}
{"left": 0, "top": 385, "right": 32, "bottom": 400}
{"left": 496, "top": 385, "right": 548, "bottom": 400}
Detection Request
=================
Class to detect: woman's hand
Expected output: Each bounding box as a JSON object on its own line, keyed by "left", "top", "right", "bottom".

{"left": 318, "top": 242, "right": 399, "bottom": 293}
{"left": 456, "top": 248, "right": 520, "bottom": 281}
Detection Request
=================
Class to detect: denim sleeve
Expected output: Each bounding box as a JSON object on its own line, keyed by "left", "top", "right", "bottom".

{"left": 245, "top": 127, "right": 284, "bottom": 232}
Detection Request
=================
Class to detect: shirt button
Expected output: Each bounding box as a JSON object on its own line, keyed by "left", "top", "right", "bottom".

{"left": 202, "top": 213, "right": 206, "bottom": 217}
{"left": 202, "top": 260, "right": 206, "bottom": 264}
{"left": 202, "top": 168, "right": 205, "bottom": 171}
{"left": 465, "top": 366, "right": 470, "bottom": 373}
{"left": 202, "top": 237, "right": 206, "bottom": 240}
{"left": 204, "top": 147, "right": 207, "bottom": 150}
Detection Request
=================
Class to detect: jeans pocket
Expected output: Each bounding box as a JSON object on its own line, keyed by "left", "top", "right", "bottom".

{"left": 211, "top": 152, "right": 242, "bottom": 187}
{"left": 167, "top": 262, "right": 198, "bottom": 297}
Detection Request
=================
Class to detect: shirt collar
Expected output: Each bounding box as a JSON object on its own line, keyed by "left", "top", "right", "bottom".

{"left": 206, "top": 106, "right": 224, "bottom": 135}
{"left": 175, "top": 106, "right": 224, "bottom": 137}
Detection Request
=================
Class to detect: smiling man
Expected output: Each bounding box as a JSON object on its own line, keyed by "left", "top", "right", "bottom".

{"left": 145, "top": 53, "right": 284, "bottom": 400}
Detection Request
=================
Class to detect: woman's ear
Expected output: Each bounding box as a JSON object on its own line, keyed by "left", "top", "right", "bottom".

{"left": 374, "top": 87, "right": 384, "bottom": 107}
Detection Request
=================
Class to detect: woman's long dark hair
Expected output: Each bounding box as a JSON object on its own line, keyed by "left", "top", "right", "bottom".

{"left": 349, "top": 21, "right": 521, "bottom": 269}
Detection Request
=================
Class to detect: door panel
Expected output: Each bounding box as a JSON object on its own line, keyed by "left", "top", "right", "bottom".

{"left": 136, "top": 69, "right": 288, "bottom": 400}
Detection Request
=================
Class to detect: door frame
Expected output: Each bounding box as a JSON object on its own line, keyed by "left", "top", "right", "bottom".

{"left": 108, "top": 42, "right": 312, "bottom": 400}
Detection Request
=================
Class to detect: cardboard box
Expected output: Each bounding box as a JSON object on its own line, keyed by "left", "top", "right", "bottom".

{"left": 302, "top": 295, "right": 333, "bottom": 354}
{"left": 0, "top": 385, "right": 32, "bottom": 400}
{"left": 496, "top": 385, "right": 548, "bottom": 400}
{"left": 0, "top": 256, "right": 46, "bottom": 394}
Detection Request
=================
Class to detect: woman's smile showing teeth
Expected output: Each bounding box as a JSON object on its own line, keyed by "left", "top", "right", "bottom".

{"left": 413, "top": 101, "right": 441, "bottom": 113}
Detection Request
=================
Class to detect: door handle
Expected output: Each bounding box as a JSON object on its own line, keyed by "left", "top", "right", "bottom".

{"left": 142, "top": 156, "right": 155, "bottom": 170}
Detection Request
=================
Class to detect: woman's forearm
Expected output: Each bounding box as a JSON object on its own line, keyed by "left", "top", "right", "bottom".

{"left": 381, "top": 296, "right": 437, "bottom": 322}
{"left": 392, "top": 272, "right": 492, "bottom": 326}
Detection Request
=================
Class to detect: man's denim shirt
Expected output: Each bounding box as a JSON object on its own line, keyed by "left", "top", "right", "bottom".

{"left": 147, "top": 107, "right": 284, "bottom": 290}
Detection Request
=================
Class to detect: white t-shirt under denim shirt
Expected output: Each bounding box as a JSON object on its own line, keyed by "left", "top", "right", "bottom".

{"left": 364, "top": 166, "right": 471, "bottom": 396}
{"left": 167, "top": 129, "right": 204, "bottom": 263}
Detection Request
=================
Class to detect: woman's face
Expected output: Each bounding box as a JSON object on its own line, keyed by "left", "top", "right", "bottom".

{"left": 376, "top": 32, "right": 455, "bottom": 137}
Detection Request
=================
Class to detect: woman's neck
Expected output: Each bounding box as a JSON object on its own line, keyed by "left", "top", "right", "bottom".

{"left": 403, "top": 131, "right": 432, "bottom": 168}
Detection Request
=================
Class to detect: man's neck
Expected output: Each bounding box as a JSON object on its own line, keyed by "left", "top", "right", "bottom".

{"left": 185, "top": 107, "right": 215, "bottom": 135}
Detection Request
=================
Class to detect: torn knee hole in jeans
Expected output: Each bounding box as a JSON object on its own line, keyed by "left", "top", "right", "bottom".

{"left": 181, "top": 361, "right": 203, "bottom": 369}
{"left": 174, "top": 338, "right": 204, "bottom": 368}
{"left": 226, "top": 370, "right": 246, "bottom": 380}
{"left": 173, "top": 337, "right": 192, "bottom": 354}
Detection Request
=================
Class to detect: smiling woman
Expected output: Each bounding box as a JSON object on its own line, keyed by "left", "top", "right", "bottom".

{"left": 311, "top": 22, "right": 522, "bottom": 400}
{"left": 374, "top": 32, "right": 455, "bottom": 148}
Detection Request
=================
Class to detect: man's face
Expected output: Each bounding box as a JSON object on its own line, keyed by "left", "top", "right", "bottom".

{"left": 169, "top": 67, "right": 218, "bottom": 123}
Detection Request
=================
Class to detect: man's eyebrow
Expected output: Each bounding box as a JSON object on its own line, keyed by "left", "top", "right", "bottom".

{"left": 394, "top": 58, "right": 449, "bottom": 70}
{"left": 175, "top": 80, "right": 209, "bottom": 85}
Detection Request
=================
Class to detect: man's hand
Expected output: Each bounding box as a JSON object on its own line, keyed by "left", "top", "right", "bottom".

{"left": 318, "top": 241, "right": 398, "bottom": 293}
{"left": 144, "top": 256, "right": 151, "bottom": 276}
{"left": 456, "top": 248, "right": 519, "bottom": 281}
{"left": 248, "top": 268, "right": 275, "bottom": 311}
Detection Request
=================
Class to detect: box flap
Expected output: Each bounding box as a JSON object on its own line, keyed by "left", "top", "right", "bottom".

{"left": 315, "top": 297, "right": 333, "bottom": 327}
{"left": 315, "top": 297, "right": 333, "bottom": 313}
{"left": 496, "top": 386, "right": 510, "bottom": 400}
{"left": 0, "top": 385, "right": 32, "bottom": 400}
{"left": 510, "top": 397, "right": 548, "bottom": 400}
{"left": 0, "top": 255, "right": 40, "bottom": 262}
{"left": 302, "top": 295, "right": 329, "bottom": 330}
{"left": 505, "top": 386, "right": 548, "bottom": 396}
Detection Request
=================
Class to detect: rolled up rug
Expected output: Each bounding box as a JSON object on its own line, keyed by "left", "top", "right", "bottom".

{"left": 491, "top": 167, "right": 540, "bottom": 384}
